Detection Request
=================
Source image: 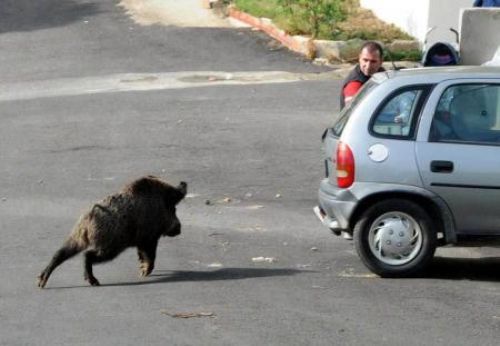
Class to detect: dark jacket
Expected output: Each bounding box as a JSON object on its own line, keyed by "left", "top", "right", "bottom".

{"left": 340, "top": 64, "right": 384, "bottom": 109}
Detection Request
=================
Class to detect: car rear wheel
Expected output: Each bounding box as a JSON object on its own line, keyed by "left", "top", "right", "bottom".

{"left": 353, "top": 199, "right": 437, "bottom": 277}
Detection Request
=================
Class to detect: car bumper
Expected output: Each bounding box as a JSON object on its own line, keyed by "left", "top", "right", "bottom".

{"left": 315, "top": 178, "right": 359, "bottom": 235}
{"left": 313, "top": 205, "right": 340, "bottom": 231}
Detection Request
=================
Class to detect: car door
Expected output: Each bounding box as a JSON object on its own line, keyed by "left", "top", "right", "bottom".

{"left": 416, "top": 80, "right": 500, "bottom": 235}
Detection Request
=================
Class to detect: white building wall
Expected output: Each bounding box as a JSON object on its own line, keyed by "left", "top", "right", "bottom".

{"left": 360, "top": 0, "right": 471, "bottom": 45}
{"left": 360, "top": 0, "right": 430, "bottom": 42}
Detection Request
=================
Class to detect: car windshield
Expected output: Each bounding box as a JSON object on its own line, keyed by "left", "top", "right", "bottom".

{"left": 332, "top": 79, "right": 379, "bottom": 136}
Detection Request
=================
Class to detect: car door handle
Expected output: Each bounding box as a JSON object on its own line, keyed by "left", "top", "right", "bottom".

{"left": 430, "top": 160, "right": 454, "bottom": 173}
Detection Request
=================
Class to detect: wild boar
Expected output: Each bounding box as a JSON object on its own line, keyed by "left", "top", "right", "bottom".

{"left": 38, "top": 176, "right": 187, "bottom": 288}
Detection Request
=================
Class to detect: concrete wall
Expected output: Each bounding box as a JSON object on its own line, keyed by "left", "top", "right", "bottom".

{"left": 360, "top": 0, "right": 471, "bottom": 45}
{"left": 460, "top": 8, "right": 500, "bottom": 65}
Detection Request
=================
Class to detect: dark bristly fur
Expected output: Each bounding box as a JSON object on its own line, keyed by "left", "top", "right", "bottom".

{"left": 37, "top": 176, "right": 187, "bottom": 288}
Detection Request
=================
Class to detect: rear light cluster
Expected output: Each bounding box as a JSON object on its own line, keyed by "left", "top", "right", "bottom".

{"left": 335, "top": 141, "right": 355, "bottom": 188}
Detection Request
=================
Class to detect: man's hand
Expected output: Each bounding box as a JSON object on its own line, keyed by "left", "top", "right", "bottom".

{"left": 394, "top": 114, "right": 407, "bottom": 124}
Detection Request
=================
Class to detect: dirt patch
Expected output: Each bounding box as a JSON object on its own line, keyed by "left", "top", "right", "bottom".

{"left": 119, "top": 0, "right": 230, "bottom": 27}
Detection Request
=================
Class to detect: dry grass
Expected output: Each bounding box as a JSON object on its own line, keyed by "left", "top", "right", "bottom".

{"left": 336, "top": 7, "right": 414, "bottom": 42}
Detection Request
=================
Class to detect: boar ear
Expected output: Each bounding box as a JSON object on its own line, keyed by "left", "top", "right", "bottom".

{"left": 174, "top": 181, "right": 187, "bottom": 204}
{"left": 177, "top": 181, "right": 187, "bottom": 196}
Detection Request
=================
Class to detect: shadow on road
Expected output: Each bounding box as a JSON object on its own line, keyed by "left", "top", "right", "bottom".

{"left": 426, "top": 256, "right": 500, "bottom": 281}
{"left": 0, "top": 0, "right": 102, "bottom": 33}
{"left": 107, "top": 268, "right": 307, "bottom": 287}
{"left": 45, "top": 267, "right": 310, "bottom": 289}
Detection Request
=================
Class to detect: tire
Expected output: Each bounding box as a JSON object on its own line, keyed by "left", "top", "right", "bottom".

{"left": 353, "top": 199, "right": 437, "bottom": 277}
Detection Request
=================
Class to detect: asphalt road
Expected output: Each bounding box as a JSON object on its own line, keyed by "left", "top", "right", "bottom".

{"left": 0, "top": 1, "right": 499, "bottom": 345}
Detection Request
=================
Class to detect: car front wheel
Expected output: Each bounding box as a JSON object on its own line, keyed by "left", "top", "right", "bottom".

{"left": 353, "top": 199, "right": 437, "bottom": 277}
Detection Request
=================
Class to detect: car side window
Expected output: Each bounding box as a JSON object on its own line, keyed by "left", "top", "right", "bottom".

{"left": 371, "top": 88, "right": 423, "bottom": 137}
{"left": 430, "top": 84, "right": 500, "bottom": 144}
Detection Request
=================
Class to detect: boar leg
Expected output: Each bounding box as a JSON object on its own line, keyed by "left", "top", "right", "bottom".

{"left": 38, "top": 242, "right": 81, "bottom": 288}
{"left": 83, "top": 249, "right": 119, "bottom": 286}
{"left": 137, "top": 249, "right": 147, "bottom": 275}
{"left": 138, "top": 240, "right": 158, "bottom": 277}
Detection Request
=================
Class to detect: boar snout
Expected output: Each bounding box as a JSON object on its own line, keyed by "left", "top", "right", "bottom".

{"left": 165, "top": 216, "right": 181, "bottom": 237}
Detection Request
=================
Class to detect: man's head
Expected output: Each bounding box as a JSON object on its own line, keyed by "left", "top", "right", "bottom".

{"left": 358, "top": 41, "right": 384, "bottom": 77}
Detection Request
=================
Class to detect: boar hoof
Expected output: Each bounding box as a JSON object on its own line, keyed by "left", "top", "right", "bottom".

{"left": 87, "top": 277, "right": 100, "bottom": 286}
{"left": 37, "top": 273, "right": 48, "bottom": 289}
{"left": 139, "top": 265, "right": 153, "bottom": 277}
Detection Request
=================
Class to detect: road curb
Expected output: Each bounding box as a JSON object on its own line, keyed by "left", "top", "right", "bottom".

{"left": 228, "top": 7, "right": 315, "bottom": 58}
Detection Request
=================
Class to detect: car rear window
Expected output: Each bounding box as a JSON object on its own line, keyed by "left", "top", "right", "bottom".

{"left": 332, "top": 79, "right": 379, "bottom": 137}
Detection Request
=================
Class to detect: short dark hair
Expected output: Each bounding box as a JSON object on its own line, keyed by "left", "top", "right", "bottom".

{"left": 361, "top": 41, "right": 384, "bottom": 59}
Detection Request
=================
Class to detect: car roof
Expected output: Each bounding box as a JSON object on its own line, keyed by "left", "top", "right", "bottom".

{"left": 372, "top": 66, "right": 500, "bottom": 85}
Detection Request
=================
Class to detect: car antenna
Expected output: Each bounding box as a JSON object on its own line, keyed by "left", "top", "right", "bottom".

{"left": 385, "top": 49, "right": 400, "bottom": 71}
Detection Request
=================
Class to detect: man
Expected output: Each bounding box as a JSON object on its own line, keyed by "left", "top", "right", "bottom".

{"left": 340, "top": 41, "right": 385, "bottom": 109}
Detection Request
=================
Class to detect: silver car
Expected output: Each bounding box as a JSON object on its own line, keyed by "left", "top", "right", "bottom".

{"left": 315, "top": 66, "right": 500, "bottom": 277}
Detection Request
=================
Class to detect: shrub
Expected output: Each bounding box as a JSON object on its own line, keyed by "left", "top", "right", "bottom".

{"left": 232, "top": 0, "right": 414, "bottom": 43}
{"left": 234, "top": 0, "right": 347, "bottom": 38}
{"left": 277, "top": 0, "right": 347, "bottom": 38}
